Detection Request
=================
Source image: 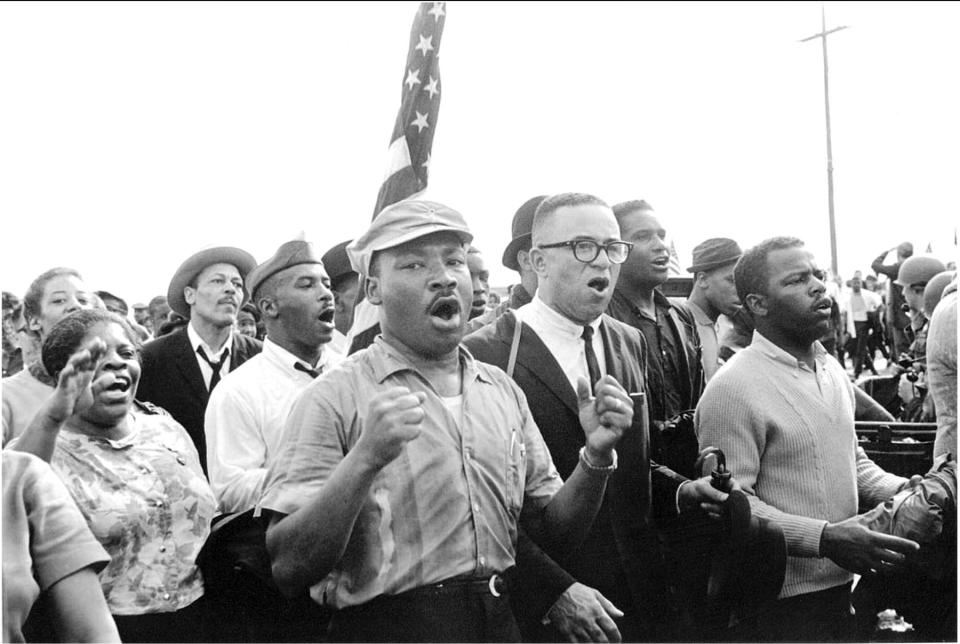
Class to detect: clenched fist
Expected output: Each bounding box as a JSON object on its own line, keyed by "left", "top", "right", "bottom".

{"left": 356, "top": 386, "right": 427, "bottom": 470}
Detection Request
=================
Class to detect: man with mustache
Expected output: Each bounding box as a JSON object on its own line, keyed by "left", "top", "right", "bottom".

{"left": 696, "top": 237, "right": 920, "bottom": 641}
{"left": 201, "top": 239, "right": 341, "bottom": 641}
{"left": 259, "top": 200, "right": 634, "bottom": 642}
{"left": 137, "top": 246, "right": 262, "bottom": 474}
{"left": 465, "top": 193, "right": 732, "bottom": 642}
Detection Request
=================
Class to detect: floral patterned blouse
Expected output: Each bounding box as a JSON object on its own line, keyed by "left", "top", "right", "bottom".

{"left": 49, "top": 407, "right": 216, "bottom": 615}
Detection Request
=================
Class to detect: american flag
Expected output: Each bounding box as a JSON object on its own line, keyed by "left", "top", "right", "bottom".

{"left": 372, "top": 1, "right": 445, "bottom": 218}
{"left": 667, "top": 239, "right": 683, "bottom": 276}
{"left": 348, "top": 2, "right": 446, "bottom": 354}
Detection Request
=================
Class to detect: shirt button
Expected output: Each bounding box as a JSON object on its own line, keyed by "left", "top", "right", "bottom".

{"left": 473, "top": 503, "right": 480, "bottom": 512}
{"left": 163, "top": 592, "right": 171, "bottom": 600}
{"left": 155, "top": 500, "right": 164, "bottom": 507}
{"left": 479, "top": 556, "right": 486, "bottom": 566}
{"left": 176, "top": 456, "right": 186, "bottom": 465}
{"left": 159, "top": 546, "right": 166, "bottom": 553}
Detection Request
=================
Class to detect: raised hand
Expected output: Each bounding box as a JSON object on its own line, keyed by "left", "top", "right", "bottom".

{"left": 42, "top": 337, "right": 107, "bottom": 424}
{"left": 577, "top": 375, "right": 632, "bottom": 464}
{"left": 546, "top": 582, "right": 624, "bottom": 643}
{"left": 821, "top": 515, "right": 920, "bottom": 575}
{"left": 356, "top": 386, "right": 426, "bottom": 470}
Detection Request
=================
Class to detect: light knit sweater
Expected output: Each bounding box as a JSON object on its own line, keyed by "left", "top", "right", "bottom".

{"left": 695, "top": 330, "right": 905, "bottom": 599}
{"left": 928, "top": 283, "right": 957, "bottom": 459}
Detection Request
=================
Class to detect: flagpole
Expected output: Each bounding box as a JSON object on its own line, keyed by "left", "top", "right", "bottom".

{"left": 800, "top": 3, "right": 847, "bottom": 277}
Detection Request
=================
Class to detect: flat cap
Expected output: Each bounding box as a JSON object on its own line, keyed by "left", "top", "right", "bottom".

{"left": 502, "top": 195, "right": 548, "bottom": 271}
{"left": 687, "top": 238, "right": 743, "bottom": 274}
{"left": 321, "top": 239, "right": 356, "bottom": 285}
{"left": 246, "top": 240, "right": 324, "bottom": 299}
{"left": 167, "top": 246, "right": 257, "bottom": 319}
{"left": 347, "top": 200, "right": 473, "bottom": 275}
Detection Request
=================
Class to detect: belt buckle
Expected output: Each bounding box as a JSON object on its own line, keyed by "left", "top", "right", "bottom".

{"left": 488, "top": 573, "right": 502, "bottom": 597}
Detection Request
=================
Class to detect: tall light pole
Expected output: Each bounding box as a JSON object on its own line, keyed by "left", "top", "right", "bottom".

{"left": 801, "top": 3, "right": 847, "bottom": 277}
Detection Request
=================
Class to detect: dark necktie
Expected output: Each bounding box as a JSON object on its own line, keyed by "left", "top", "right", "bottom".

{"left": 581, "top": 325, "right": 602, "bottom": 388}
{"left": 294, "top": 362, "right": 322, "bottom": 379}
{"left": 197, "top": 346, "right": 229, "bottom": 392}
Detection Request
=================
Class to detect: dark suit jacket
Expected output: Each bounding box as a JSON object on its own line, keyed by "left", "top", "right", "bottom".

{"left": 137, "top": 327, "right": 262, "bottom": 474}
{"left": 464, "top": 311, "right": 686, "bottom": 639}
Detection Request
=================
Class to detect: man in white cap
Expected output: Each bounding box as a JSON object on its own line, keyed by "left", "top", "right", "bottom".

{"left": 138, "top": 246, "right": 261, "bottom": 474}
{"left": 201, "top": 239, "right": 340, "bottom": 641}
{"left": 259, "top": 199, "right": 633, "bottom": 642}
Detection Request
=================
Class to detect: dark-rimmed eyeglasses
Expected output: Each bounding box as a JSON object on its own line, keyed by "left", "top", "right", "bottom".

{"left": 537, "top": 239, "right": 634, "bottom": 264}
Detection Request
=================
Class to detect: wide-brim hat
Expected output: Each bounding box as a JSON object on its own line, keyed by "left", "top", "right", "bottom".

{"left": 347, "top": 200, "right": 473, "bottom": 276}
{"left": 502, "top": 195, "right": 548, "bottom": 272}
{"left": 687, "top": 237, "right": 743, "bottom": 274}
{"left": 167, "top": 246, "right": 257, "bottom": 319}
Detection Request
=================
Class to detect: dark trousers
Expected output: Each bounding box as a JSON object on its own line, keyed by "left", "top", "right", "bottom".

{"left": 328, "top": 579, "right": 521, "bottom": 643}
{"left": 749, "top": 583, "right": 856, "bottom": 642}
{"left": 853, "top": 321, "right": 877, "bottom": 376}
{"left": 112, "top": 595, "right": 208, "bottom": 643}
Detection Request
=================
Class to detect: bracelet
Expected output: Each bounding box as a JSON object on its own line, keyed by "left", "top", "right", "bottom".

{"left": 578, "top": 446, "right": 617, "bottom": 476}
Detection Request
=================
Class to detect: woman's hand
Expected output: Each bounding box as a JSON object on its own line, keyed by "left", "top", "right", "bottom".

{"left": 45, "top": 338, "right": 107, "bottom": 424}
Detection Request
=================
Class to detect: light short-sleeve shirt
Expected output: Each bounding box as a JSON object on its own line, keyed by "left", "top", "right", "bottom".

{"left": 2, "top": 451, "right": 110, "bottom": 643}
{"left": 259, "top": 337, "right": 562, "bottom": 609}
{"left": 47, "top": 410, "right": 217, "bottom": 615}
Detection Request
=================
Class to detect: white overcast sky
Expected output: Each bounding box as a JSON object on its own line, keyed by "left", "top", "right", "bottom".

{"left": 2, "top": 1, "right": 958, "bottom": 306}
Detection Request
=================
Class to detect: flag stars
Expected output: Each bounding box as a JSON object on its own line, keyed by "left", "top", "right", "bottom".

{"left": 411, "top": 111, "right": 429, "bottom": 133}
{"left": 428, "top": 2, "right": 445, "bottom": 22}
{"left": 424, "top": 76, "right": 439, "bottom": 100}
{"left": 415, "top": 34, "right": 434, "bottom": 56}
{"left": 404, "top": 68, "right": 421, "bottom": 91}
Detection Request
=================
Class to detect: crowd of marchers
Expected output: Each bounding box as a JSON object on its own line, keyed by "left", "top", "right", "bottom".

{"left": 2, "top": 194, "right": 956, "bottom": 643}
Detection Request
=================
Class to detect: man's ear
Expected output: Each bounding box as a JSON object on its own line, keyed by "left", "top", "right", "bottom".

{"left": 27, "top": 314, "right": 42, "bottom": 334}
{"left": 183, "top": 286, "right": 196, "bottom": 308}
{"left": 695, "top": 272, "right": 709, "bottom": 290}
{"left": 528, "top": 247, "right": 549, "bottom": 277}
{"left": 258, "top": 295, "right": 279, "bottom": 319}
{"left": 365, "top": 276, "right": 383, "bottom": 305}
{"left": 517, "top": 249, "right": 532, "bottom": 272}
{"left": 744, "top": 293, "right": 767, "bottom": 318}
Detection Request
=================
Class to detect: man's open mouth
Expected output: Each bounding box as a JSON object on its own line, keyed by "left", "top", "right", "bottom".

{"left": 430, "top": 297, "right": 461, "bottom": 321}
{"left": 651, "top": 257, "right": 670, "bottom": 268}
{"left": 104, "top": 376, "right": 131, "bottom": 393}
{"left": 318, "top": 308, "right": 335, "bottom": 324}
{"left": 814, "top": 298, "right": 833, "bottom": 311}
{"left": 588, "top": 277, "right": 610, "bottom": 293}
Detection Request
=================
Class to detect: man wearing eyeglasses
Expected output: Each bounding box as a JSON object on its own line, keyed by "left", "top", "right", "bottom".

{"left": 465, "top": 193, "right": 732, "bottom": 643}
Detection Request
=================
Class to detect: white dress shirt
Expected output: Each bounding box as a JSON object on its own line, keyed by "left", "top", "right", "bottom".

{"left": 187, "top": 322, "right": 233, "bottom": 390}
{"left": 205, "top": 337, "right": 343, "bottom": 514}
{"left": 515, "top": 295, "right": 606, "bottom": 394}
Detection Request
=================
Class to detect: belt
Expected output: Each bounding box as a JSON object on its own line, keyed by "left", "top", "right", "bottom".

{"left": 403, "top": 572, "right": 510, "bottom": 598}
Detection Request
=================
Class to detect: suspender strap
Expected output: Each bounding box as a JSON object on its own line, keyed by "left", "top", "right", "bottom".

{"left": 506, "top": 316, "right": 522, "bottom": 379}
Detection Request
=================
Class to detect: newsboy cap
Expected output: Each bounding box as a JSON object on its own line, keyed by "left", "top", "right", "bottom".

{"left": 502, "top": 195, "right": 548, "bottom": 272}
{"left": 346, "top": 200, "right": 473, "bottom": 275}
{"left": 687, "top": 238, "right": 743, "bottom": 274}
{"left": 321, "top": 239, "right": 356, "bottom": 286}
{"left": 167, "top": 246, "right": 257, "bottom": 319}
{"left": 246, "top": 240, "right": 325, "bottom": 300}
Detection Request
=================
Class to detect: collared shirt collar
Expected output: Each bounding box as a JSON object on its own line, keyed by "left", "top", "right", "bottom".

{"left": 187, "top": 321, "right": 232, "bottom": 361}
{"left": 751, "top": 329, "right": 827, "bottom": 373}
{"left": 526, "top": 293, "right": 602, "bottom": 339}
{"left": 370, "top": 336, "right": 492, "bottom": 387}
{"left": 261, "top": 336, "right": 332, "bottom": 376}
{"left": 685, "top": 300, "right": 714, "bottom": 328}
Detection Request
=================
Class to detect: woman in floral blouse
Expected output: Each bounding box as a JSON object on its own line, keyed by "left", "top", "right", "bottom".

{"left": 12, "top": 309, "right": 216, "bottom": 642}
